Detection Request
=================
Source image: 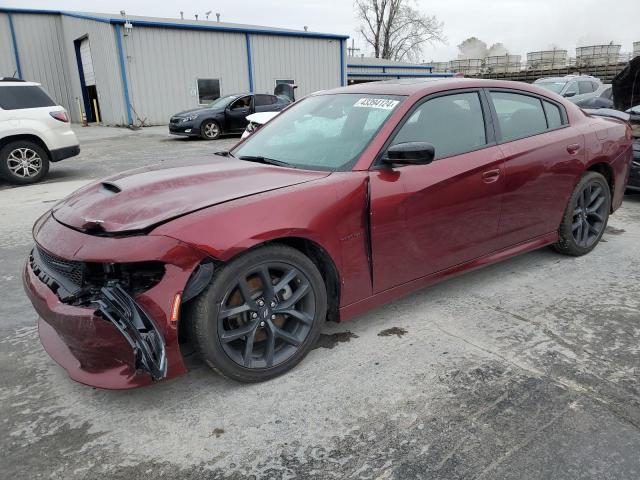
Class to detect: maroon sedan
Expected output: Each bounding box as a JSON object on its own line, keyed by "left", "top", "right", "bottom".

{"left": 24, "top": 79, "right": 633, "bottom": 389}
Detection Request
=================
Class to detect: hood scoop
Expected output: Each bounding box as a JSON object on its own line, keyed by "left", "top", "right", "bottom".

{"left": 101, "top": 181, "right": 122, "bottom": 193}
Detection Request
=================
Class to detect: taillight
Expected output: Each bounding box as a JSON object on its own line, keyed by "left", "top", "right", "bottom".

{"left": 49, "top": 111, "right": 69, "bottom": 122}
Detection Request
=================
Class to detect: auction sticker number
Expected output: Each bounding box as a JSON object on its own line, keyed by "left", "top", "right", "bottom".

{"left": 354, "top": 98, "right": 399, "bottom": 110}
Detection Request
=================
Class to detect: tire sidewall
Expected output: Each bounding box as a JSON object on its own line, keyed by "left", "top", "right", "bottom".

{"left": 559, "top": 172, "right": 610, "bottom": 255}
{"left": 190, "top": 245, "right": 327, "bottom": 382}
{"left": 0, "top": 140, "right": 50, "bottom": 185}
{"left": 200, "top": 120, "right": 220, "bottom": 140}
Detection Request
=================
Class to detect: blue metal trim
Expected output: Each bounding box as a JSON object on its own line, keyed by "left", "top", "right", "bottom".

{"left": 114, "top": 24, "right": 133, "bottom": 125}
{"left": 0, "top": 8, "right": 349, "bottom": 40}
{"left": 348, "top": 64, "right": 434, "bottom": 71}
{"left": 7, "top": 14, "right": 22, "bottom": 78}
{"left": 340, "top": 39, "right": 346, "bottom": 86}
{"left": 348, "top": 72, "right": 453, "bottom": 78}
{"left": 245, "top": 33, "right": 254, "bottom": 92}
{"left": 73, "top": 38, "right": 92, "bottom": 122}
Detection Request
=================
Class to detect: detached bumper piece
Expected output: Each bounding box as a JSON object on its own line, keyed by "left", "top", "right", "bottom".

{"left": 95, "top": 285, "right": 168, "bottom": 381}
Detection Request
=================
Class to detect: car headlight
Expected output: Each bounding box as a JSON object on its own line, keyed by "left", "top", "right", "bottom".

{"left": 181, "top": 115, "right": 199, "bottom": 123}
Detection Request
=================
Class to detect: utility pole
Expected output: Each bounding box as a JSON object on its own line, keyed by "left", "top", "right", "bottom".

{"left": 347, "top": 38, "right": 360, "bottom": 57}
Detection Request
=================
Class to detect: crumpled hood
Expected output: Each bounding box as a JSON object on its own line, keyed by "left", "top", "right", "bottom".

{"left": 52, "top": 157, "right": 329, "bottom": 234}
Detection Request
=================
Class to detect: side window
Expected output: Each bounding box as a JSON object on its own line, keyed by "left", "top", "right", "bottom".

{"left": 0, "top": 86, "right": 56, "bottom": 110}
{"left": 391, "top": 92, "right": 487, "bottom": 159}
{"left": 254, "top": 94, "right": 275, "bottom": 107}
{"left": 490, "top": 91, "right": 547, "bottom": 142}
{"left": 230, "top": 96, "right": 251, "bottom": 110}
{"left": 543, "top": 101, "right": 563, "bottom": 129}
{"left": 578, "top": 81, "right": 595, "bottom": 94}
{"left": 197, "top": 78, "right": 221, "bottom": 104}
{"left": 564, "top": 82, "right": 578, "bottom": 97}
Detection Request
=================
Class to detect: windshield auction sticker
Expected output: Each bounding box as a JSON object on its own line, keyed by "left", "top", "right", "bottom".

{"left": 354, "top": 98, "right": 400, "bottom": 110}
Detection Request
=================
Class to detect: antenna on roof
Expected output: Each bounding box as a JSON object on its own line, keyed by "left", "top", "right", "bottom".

{"left": 180, "top": 11, "right": 184, "bottom": 19}
{"left": 205, "top": 11, "right": 212, "bottom": 20}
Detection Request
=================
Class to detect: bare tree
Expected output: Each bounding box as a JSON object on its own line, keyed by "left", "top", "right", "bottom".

{"left": 355, "top": 0, "right": 444, "bottom": 62}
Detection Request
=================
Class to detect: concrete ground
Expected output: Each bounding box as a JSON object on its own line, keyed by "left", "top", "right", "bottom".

{"left": 1, "top": 125, "right": 640, "bottom": 479}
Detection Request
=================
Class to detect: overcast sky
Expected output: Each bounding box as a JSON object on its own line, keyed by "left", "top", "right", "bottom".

{"left": 4, "top": 0, "right": 639, "bottom": 61}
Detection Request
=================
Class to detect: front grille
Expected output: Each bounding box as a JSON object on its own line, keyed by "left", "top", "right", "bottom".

{"left": 36, "top": 246, "right": 84, "bottom": 287}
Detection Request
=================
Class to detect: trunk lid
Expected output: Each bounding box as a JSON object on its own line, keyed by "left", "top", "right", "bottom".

{"left": 52, "top": 157, "right": 329, "bottom": 234}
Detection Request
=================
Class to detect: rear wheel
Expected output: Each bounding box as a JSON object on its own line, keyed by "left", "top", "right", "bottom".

{"left": 200, "top": 120, "right": 221, "bottom": 140}
{"left": 0, "top": 140, "right": 50, "bottom": 185}
{"left": 187, "top": 245, "right": 327, "bottom": 382}
{"left": 554, "top": 171, "right": 610, "bottom": 256}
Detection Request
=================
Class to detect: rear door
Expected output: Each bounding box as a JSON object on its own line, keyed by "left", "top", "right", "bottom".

{"left": 369, "top": 90, "right": 505, "bottom": 292}
{"left": 487, "top": 89, "right": 584, "bottom": 248}
{"left": 254, "top": 94, "right": 282, "bottom": 113}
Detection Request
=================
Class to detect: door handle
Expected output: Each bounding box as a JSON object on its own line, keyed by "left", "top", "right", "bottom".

{"left": 567, "top": 144, "right": 581, "bottom": 154}
{"left": 481, "top": 169, "right": 501, "bottom": 183}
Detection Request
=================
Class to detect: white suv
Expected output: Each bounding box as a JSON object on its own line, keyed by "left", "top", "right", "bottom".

{"left": 0, "top": 78, "right": 79, "bottom": 185}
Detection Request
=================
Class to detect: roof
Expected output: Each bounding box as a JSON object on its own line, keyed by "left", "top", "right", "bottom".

{"left": 0, "top": 80, "right": 39, "bottom": 87}
{"left": 322, "top": 77, "right": 569, "bottom": 98}
{"left": 0, "top": 8, "right": 349, "bottom": 40}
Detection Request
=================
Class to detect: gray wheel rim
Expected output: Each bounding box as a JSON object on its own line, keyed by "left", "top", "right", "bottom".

{"left": 217, "top": 262, "right": 316, "bottom": 369}
{"left": 571, "top": 181, "right": 607, "bottom": 248}
{"left": 203, "top": 122, "right": 219, "bottom": 138}
{"left": 7, "top": 148, "right": 42, "bottom": 178}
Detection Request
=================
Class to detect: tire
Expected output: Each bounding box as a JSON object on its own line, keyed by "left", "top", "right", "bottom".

{"left": 0, "top": 140, "right": 50, "bottom": 185}
{"left": 200, "top": 120, "right": 221, "bottom": 140}
{"left": 186, "top": 244, "right": 327, "bottom": 382}
{"left": 554, "top": 171, "right": 610, "bottom": 256}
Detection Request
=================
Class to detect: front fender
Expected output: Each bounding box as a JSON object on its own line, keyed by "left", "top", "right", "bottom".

{"left": 153, "top": 172, "right": 373, "bottom": 307}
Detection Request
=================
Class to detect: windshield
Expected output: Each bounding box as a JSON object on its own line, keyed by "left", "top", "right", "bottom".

{"left": 535, "top": 82, "right": 567, "bottom": 94}
{"left": 232, "top": 94, "right": 404, "bottom": 171}
{"left": 207, "top": 95, "right": 238, "bottom": 109}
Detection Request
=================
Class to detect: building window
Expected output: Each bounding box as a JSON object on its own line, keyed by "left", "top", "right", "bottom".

{"left": 197, "top": 79, "right": 221, "bottom": 104}
{"left": 275, "top": 79, "right": 295, "bottom": 86}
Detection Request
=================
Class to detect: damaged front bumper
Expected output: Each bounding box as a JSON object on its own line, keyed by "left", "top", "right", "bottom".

{"left": 23, "top": 213, "right": 208, "bottom": 389}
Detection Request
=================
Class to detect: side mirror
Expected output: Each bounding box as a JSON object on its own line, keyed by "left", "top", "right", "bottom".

{"left": 382, "top": 142, "right": 435, "bottom": 167}
{"left": 564, "top": 91, "right": 577, "bottom": 98}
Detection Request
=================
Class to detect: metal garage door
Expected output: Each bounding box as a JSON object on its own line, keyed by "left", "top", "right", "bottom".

{"left": 79, "top": 38, "right": 95, "bottom": 86}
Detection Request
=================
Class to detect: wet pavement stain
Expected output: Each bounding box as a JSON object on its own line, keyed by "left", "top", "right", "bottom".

{"left": 605, "top": 226, "right": 626, "bottom": 235}
{"left": 378, "top": 327, "right": 408, "bottom": 338}
{"left": 313, "top": 331, "right": 358, "bottom": 350}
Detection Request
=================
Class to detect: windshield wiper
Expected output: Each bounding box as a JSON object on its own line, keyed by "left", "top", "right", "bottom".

{"left": 238, "top": 155, "right": 291, "bottom": 167}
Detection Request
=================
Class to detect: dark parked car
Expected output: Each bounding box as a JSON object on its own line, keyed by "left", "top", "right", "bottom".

{"left": 24, "top": 79, "right": 632, "bottom": 389}
{"left": 169, "top": 93, "right": 291, "bottom": 140}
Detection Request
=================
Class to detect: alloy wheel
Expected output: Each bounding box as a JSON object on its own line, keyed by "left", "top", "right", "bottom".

{"left": 203, "top": 122, "right": 220, "bottom": 139}
{"left": 571, "top": 181, "right": 607, "bottom": 248}
{"left": 217, "top": 262, "right": 316, "bottom": 369}
{"left": 7, "top": 148, "right": 42, "bottom": 178}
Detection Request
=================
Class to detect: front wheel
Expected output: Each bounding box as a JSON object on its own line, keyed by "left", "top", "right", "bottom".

{"left": 187, "top": 245, "right": 327, "bottom": 382}
{"left": 554, "top": 171, "right": 610, "bottom": 256}
{"left": 200, "top": 120, "right": 221, "bottom": 140}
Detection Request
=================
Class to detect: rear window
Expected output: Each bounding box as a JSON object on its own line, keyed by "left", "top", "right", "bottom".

{"left": 0, "top": 85, "right": 56, "bottom": 110}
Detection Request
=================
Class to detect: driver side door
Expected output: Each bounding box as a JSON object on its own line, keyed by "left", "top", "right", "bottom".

{"left": 226, "top": 95, "right": 253, "bottom": 131}
{"left": 369, "top": 90, "right": 506, "bottom": 292}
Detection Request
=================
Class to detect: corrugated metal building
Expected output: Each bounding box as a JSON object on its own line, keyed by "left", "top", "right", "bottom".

{"left": 0, "top": 8, "right": 348, "bottom": 125}
{"left": 347, "top": 56, "right": 452, "bottom": 84}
